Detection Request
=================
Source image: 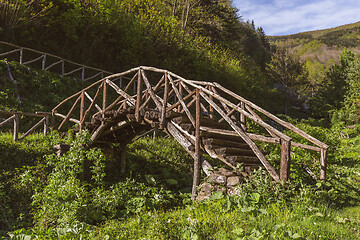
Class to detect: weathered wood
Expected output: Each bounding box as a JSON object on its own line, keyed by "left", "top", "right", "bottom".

{"left": 102, "top": 79, "right": 107, "bottom": 118}
{"left": 320, "top": 148, "right": 327, "bottom": 180}
{"left": 0, "top": 115, "right": 15, "bottom": 127}
{"left": 58, "top": 95, "right": 81, "bottom": 130}
{"left": 280, "top": 139, "right": 291, "bottom": 181}
{"left": 200, "top": 91, "right": 280, "bottom": 181}
{"left": 20, "top": 117, "right": 46, "bottom": 139}
{"left": 63, "top": 66, "right": 83, "bottom": 76}
{"left": 0, "top": 110, "right": 50, "bottom": 117}
{"left": 245, "top": 105, "right": 277, "bottom": 138}
{"left": 186, "top": 83, "right": 291, "bottom": 142}
{"left": 192, "top": 89, "right": 201, "bottom": 200}
{"left": 213, "top": 83, "right": 328, "bottom": 149}
{"left": 0, "top": 48, "right": 21, "bottom": 57}
{"left": 214, "top": 147, "right": 254, "bottom": 156}
{"left": 202, "top": 138, "right": 248, "bottom": 148}
{"left": 225, "top": 155, "right": 260, "bottom": 164}
{"left": 240, "top": 102, "right": 246, "bottom": 131}
{"left": 106, "top": 79, "right": 136, "bottom": 107}
{"left": 160, "top": 73, "right": 169, "bottom": 128}
{"left": 54, "top": 113, "right": 80, "bottom": 124}
{"left": 140, "top": 70, "right": 162, "bottom": 110}
{"left": 23, "top": 55, "right": 44, "bottom": 65}
{"left": 82, "top": 85, "right": 103, "bottom": 125}
{"left": 168, "top": 75, "right": 196, "bottom": 127}
{"left": 166, "top": 90, "right": 196, "bottom": 112}
{"left": 291, "top": 141, "right": 321, "bottom": 152}
{"left": 44, "top": 115, "right": 49, "bottom": 135}
{"left": 135, "top": 70, "right": 142, "bottom": 121}
{"left": 200, "top": 127, "right": 281, "bottom": 144}
{"left": 218, "top": 102, "right": 241, "bottom": 123}
{"left": 80, "top": 91, "right": 85, "bottom": 130}
{"left": 13, "top": 114, "right": 19, "bottom": 141}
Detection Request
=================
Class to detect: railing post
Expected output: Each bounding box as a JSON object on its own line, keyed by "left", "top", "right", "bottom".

{"left": 19, "top": 48, "right": 23, "bottom": 64}
{"left": 135, "top": 69, "right": 142, "bottom": 122}
{"left": 44, "top": 116, "right": 49, "bottom": 135}
{"left": 280, "top": 139, "right": 291, "bottom": 181}
{"left": 160, "top": 72, "right": 168, "bottom": 128}
{"left": 192, "top": 88, "right": 201, "bottom": 201}
{"left": 42, "top": 55, "right": 46, "bottom": 70}
{"left": 13, "top": 114, "right": 19, "bottom": 141}
{"left": 209, "top": 86, "right": 214, "bottom": 118}
{"left": 320, "top": 148, "right": 327, "bottom": 180}
{"left": 80, "top": 91, "right": 85, "bottom": 130}
{"left": 240, "top": 102, "right": 246, "bottom": 131}
{"left": 102, "top": 79, "right": 107, "bottom": 119}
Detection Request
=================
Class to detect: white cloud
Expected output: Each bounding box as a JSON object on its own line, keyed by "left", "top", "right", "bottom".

{"left": 233, "top": 0, "right": 360, "bottom": 35}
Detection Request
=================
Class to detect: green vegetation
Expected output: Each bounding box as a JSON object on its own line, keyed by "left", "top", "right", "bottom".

{"left": 0, "top": 1, "right": 360, "bottom": 239}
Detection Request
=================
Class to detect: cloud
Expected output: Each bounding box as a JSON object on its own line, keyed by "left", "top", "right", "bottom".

{"left": 233, "top": 0, "right": 360, "bottom": 35}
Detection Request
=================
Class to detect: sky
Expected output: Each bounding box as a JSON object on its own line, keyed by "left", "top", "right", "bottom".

{"left": 232, "top": 0, "right": 360, "bottom": 36}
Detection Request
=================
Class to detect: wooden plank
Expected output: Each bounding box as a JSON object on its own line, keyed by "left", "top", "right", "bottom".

{"left": 320, "top": 148, "right": 327, "bottom": 180}
{"left": 20, "top": 117, "right": 46, "bottom": 139}
{"left": 13, "top": 114, "right": 19, "bottom": 141}
{"left": 280, "top": 140, "right": 291, "bottom": 181}
{"left": 135, "top": 70, "right": 142, "bottom": 121}
{"left": 54, "top": 113, "right": 80, "bottom": 124}
{"left": 213, "top": 83, "right": 328, "bottom": 149}
{"left": 240, "top": 102, "right": 246, "bottom": 131}
{"left": 0, "top": 115, "right": 15, "bottom": 127}
{"left": 160, "top": 73, "right": 169, "bottom": 128}
{"left": 200, "top": 91, "right": 280, "bottom": 181}
{"left": 200, "top": 126, "right": 280, "bottom": 144}
{"left": 202, "top": 138, "right": 249, "bottom": 148}
{"left": 214, "top": 147, "right": 254, "bottom": 156}
{"left": 192, "top": 89, "right": 201, "bottom": 200}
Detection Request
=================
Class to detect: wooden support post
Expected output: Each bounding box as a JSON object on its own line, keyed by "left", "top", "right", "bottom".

{"left": 160, "top": 73, "right": 168, "bottom": 128}
{"left": 13, "top": 114, "right": 19, "bottom": 141}
{"left": 44, "top": 116, "right": 49, "bottom": 135}
{"left": 280, "top": 139, "right": 291, "bottom": 181}
{"left": 61, "top": 60, "right": 65, "bottom": 76}
{"left": 19, "top": 48, "right": 23, "bottom": 64}
{"left": 82, "top": 67, "right": 85, "bottom": 81}
{"left": 42, "top": 55, "right": 46, "bottom": 70}
{"left": 320, "top": 148, "right": 327, "bottom": 180}
{"left": 240, "top": 102, "right": 246, "bottom": 131}
{"left": 80, "top": 91, "right": 85, "bottom": 130}
{"left": 192, "top": 89, "right": 201, "bottom": 201}
{"left": 135, "top": 70, "right": 142, "bottom": 122}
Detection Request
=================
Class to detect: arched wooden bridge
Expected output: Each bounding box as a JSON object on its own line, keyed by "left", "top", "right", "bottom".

{"left": 1, "top": 66, "right": 328, "bottom": 198}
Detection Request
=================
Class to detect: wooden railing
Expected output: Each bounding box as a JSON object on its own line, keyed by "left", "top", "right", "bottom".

{"left": 0, "top": 40, "right": 114, "bottom": 82}
{"left": 0, "top": 110, "right": 50, "bottom": 141}
{"left": 51, "top": 66, "right": 329, "bottom": 181}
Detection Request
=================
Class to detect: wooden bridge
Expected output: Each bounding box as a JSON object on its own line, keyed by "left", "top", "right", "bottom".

{"left": 0, "top": 66, "right": 329, "bottom": 198}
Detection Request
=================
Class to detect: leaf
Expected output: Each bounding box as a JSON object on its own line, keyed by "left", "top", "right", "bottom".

{"left": 291, "top": 233, "right": 302, "bottom": 239}
{"left": 165, "top": 178, "right": 178, "bottom": 185}
{"left": 210, "top": 191, "right": 223, "bottom": 200}
{"left": 232, "top": 227, "right": 244, "bottom": 236}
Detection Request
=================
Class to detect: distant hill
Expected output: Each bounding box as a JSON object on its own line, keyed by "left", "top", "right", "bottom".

{"left": 269, "top": 21, "right": 360, "bottom": 86}
{"left": 269, "top": 21, "right": 360, "bottom": 63}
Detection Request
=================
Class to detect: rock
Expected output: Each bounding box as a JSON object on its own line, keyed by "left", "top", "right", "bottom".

{"left": 209, "top": 172, "right": 226, "bottom": 184}
{"left": 227, "top": 176, "right": 240, "bottom": 186}
{"left": 196, "top": 195, "right": 209, "bottom": 201}
{"left": 199, "top": 182, "right": 212, "bottom": 196}
{"left": 54, "top": 144, "right": 70, "bottom": 157}
{"left": 218, "top": 167, "right": 235, "bottom": 177}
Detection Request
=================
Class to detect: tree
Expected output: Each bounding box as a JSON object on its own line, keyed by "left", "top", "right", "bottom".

{"left": 266, "top": 48, "right": 309, "bottom": 115}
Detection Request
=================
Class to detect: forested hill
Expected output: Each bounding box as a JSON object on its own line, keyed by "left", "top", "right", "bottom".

{"left": 269, "top": 21, "right": 360, "bottom": 65}
{"left": 0, "top": 0, "right": 279, "bottom": 110}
